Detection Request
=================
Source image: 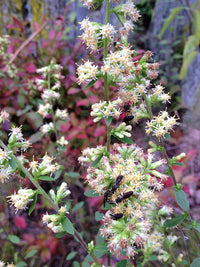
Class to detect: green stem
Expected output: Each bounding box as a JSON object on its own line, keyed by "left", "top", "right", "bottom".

{"left": 142, "top": 93, "right": 177, "bottom": 185}
{"left": 104, "top": 0, "right": 111, "bottom": 153}
{"left": 0, "top": 140, "right": 102, "bottom": 266}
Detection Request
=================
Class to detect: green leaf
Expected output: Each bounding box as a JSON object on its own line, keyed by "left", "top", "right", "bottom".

{"left": 101, "top": 203, "right": 112, "bottom": 210}
{"left": 91, "top": 154, "right": 103, "bottom": 167}
{"left": 72, "top": 201, "right": 84, "bottom": 212}
{"left": 195, "top": 223, "right": 200, "bottom": 233}
{"left": 73, "top": 261, "right": 80, "bottom": 267}
{"left": 66, "top": 172, "right": 80, "bottom": 179}
{"left": 84, "top": 189, "right": 99, "bottom": 197}
{"left": 61, "top": 217, "right": 74, "bottom": 235}
{"left": 104, "top": 116, "right": 112, "bottom": 126}
{"left": 85, "top": 79, "right": 98, "bottom": 90}
{"left": 38, "top": 176, "right": 55, "bottom": 181}
{"left": 194, "top": 10, "right": 200, "bottom": 39}
{"left": 97, "top": 230, "right": 105, "bottom": 244}
{"left": 66, "top": 251, "right": 77, "bottom": 260}
{"left": 8, "top": 235, "right": 20, "bottom": 244}
{"left": 159, "top": 7, "right": 183, "bottom": 39}
{"left": 9, "top": 156, "right": 17, "bottom": 171}
{"left": 56, "top": 232, "right": 66, "bottom": 238}
{"left": 16, "top": 262, "right": 27, "bottom": 267}
{"left": 93, "top": 0, "right": 104, "bottom": 10}
{"left": 95, "top": 211, "right": 104, "bottom": 221}
{"left": 148, "top": 254, "right": 158, "bottom": 261}
{"left": 113, "top": 134, "right": 134, "bottom": 144}
{"left": 179, "top": 50, "right": 198, "bottom": 79}
{"left": 190, "top": 257, "right": 200, "bottom": 267}
{"left": 82, "top": 261, "right": 90, "bottom": 267}
{"left": 116, "top": 260, "right": 128, "bottom": 267}
{"left": 54, "top": 169, "right": 63, "bottom": 180}
{"left": 175, "top": 190, "right": 190, "bottom": 211}
{"left": 164, "top": 214, "right": 185, "bottom": 228}
{"left": 25, "top": 249, "right": 37, "bottom": 259}
{"left": 164, "top": 132, "right": 171, "bottom": 140}
{"left": 28, "top": 193, "right": 38, "bottom": 216}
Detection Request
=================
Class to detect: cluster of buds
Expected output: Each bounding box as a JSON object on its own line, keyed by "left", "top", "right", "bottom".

{"left": 145, "top": 111, "right": 177, "bottom": 138}
{"left": 79, "top": 143, "right": 172, "bottom": 258}
{"left": 29, "top": 154, "right": 60, "bottom": 178}
{"left": 79, "top": 18, "right": 116, "bottom": 51}
{"left": 111, "top": 122, "right": 132, "bottom": 139}
{"left": 77, "top": 60, "right": 98, "bottom": 84}
{"left": 35, "top": 60, "right": 68, "bottom": 136}
{"left": 0, "top": 261, "right": 16, "bottom": 267}
{"left": 8, "top": 126, "right": 31, "bottom": 151}
{"left": 43, "top": 182, "right": 71, "bottom": 233}
{"left": 0, "top": 35, "right": 17, "bottom": 78}
{"left": 90, "top": 98, "right": 122, "bottom": 122}
{"left": 0, "top": 110, "right": 9, "bottom": 124}
{"left": 7, "top": 188, "right": 35, "bottom": 213}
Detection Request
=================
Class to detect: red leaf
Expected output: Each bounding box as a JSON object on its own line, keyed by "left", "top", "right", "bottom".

{"left": 14, "top": 216, "right": 27, "bottom": 229}
{"left": 25, "top": 63, "right": 37, "bottom": 73}
{"left": 76, "top": 99, "right": 90, "bottom": 106}
{"left": 12, "top": 16, "right": 25, "bottom": 32}
{"left": 23, "top": 233, "right": 35, "bottom": 244}
{"left": 67, "top": 87, "right": 81, "bottom": 95}
{"left": 41, "top": 248, "right": 51, "bottom": 262}
{"left": 94, "top": 126, "right": 106, "bottom": 137}
{"left": 77, "top": 133, "right": 87, "bottom": 139}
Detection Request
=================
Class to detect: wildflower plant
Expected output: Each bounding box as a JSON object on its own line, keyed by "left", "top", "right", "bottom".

{"left": 0, "top": 1, "right": 200, "bottom": 266}
{"left": 77, "top": 0, "right": 200, "bottom": 266}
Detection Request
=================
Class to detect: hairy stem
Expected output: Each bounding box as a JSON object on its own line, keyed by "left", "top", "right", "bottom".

{"left": 0, "top": 140, "right": 102, "bottom": 266}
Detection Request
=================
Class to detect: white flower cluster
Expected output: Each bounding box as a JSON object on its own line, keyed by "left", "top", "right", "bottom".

{"left": 7, "top": 188, "right": 35, "bottom": 213}
{"left": 90, "top": 98, "right": 122, "bottom": 122}
{"left": 145, "top": 111, "right": 177, "bottom": 138}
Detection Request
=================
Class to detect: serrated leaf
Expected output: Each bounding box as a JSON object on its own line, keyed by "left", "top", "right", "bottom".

{"left": 61, "top": 217, "right": 74, "bottom": 235}
{"left": 91, "top": 154, "right": 103, "bottom": 167}
{"left": 164, "top": 214, "right": 185, "bottom": 228}
{"left": 8, "top": 235, "right": 20, "bottom": 244}
{"left": 95, "top": 211, "right": 104, "bottom": 221}
{"left": 72, "top": 201, "right": 84, "bottom": 212}
{"left": 38, "top": 176, "right": 55, "bottom": 181}
{"left": 82, "top": 261, "right": 90, "bottom": 267}
{"left": 113, "top": 134, "right": 134, "bottom": 144}
{"left": 84, "top": 189, "right": 99, "bottom": 197}
{"left": 175, "top": 190, "right": 190, "bottom": 211}
{"left": 97, "top": 230, "right": 105, "bottom": 244}
{"left": 159, "top": 7, "right": 183, "bottom": 39}
{"left": 25, "top": 249, "right": 37, "bottom": 259}
{"left": 85, "top": 79, "right": 98, "bottom": 90}
{"left": 104, "top": 116, "right": 112, "bottom": 126}
{"left": 190, "top": 257, "right": 200, "bottom": 267}
{"left": 16, "top": 262, "right": 27, "bottom": 267}
{"left": 66, "top": 251, "right": 77, "bottom": 260}
{"left": 28, "top": 193, "right": 38, "bottom": 216}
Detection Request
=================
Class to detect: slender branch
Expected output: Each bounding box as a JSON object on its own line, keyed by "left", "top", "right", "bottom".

{"left": 142, "top": 93, "right": 177, "bottom": 185}
{"left": 0, "top": 139, "right": 102, "bottom": 266}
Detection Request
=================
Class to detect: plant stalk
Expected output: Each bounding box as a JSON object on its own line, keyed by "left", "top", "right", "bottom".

{"left": 104, "top": 0, "right": 111, "bottom": 153}
{"left": 0, "top": 139, "right": 102, "bottom": 266}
